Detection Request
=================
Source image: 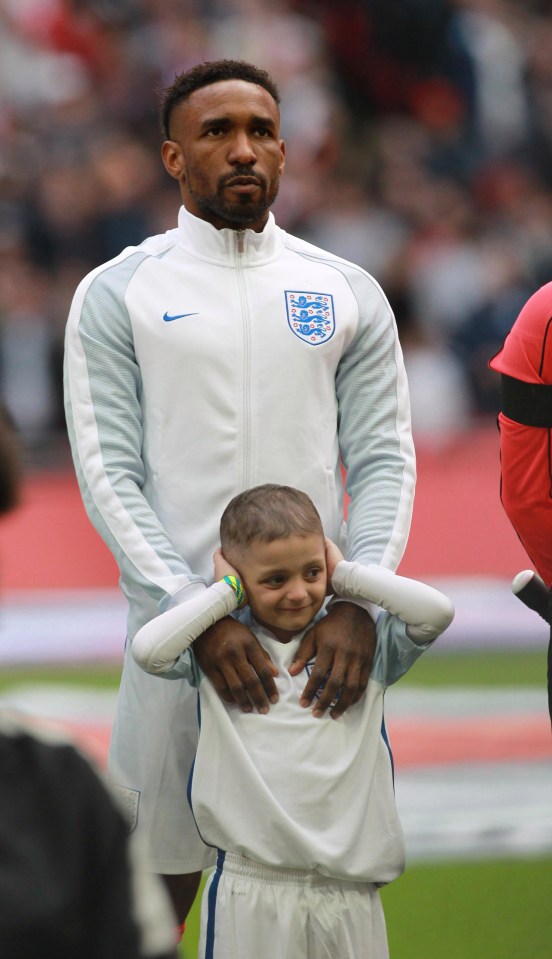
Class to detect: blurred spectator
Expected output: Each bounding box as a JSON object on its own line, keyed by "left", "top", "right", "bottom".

{"left": 446, "top": 0, "right": 531, "bottom": 162}
{"left": 0, "top": 403, "right": 21, "bottom": 513}
{"left": 0, "top": 713, "right": 179, "bottom": 959}
{"left": 301, "top": 176, "right": 409, "bottom": 288}
{"left": 402, "top": 320, "right": 473, "bottom": 449}
{"left": 91, "top": 133, "right": 161, "bottom": 260}
{"left": 0, "top": 248, "right": 58, "bottom": 445}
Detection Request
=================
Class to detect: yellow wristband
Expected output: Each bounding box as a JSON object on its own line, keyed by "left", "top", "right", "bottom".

{"left": 221, "top": 575, "right": 246, "bottom": 609}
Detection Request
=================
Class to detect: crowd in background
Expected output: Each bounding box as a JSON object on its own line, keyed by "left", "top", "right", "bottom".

{"left": 1, "top": 0, "right": 552, "bottom": 462}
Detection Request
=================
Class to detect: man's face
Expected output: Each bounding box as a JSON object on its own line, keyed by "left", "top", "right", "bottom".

{"left": 162, "top": 79, "right": 286, "bottom": 232}
{"left": 233, "top": 533, "right": 327, "bottom": 642}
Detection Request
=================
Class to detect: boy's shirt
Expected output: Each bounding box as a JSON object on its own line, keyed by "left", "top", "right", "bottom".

{"left": 183, "top": 611, "right": 431, "bottom": 885}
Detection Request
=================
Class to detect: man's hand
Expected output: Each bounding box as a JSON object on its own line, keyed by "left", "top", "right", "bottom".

{"left": 289, "top": 602, "right": 375, "bottom": 719}
{"left": 193, "top": 617, "right": 279, "bottom": 713}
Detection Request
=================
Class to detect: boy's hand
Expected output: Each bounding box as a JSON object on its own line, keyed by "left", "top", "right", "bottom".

{"left": 324, "top": 538, "right": 344, "bottom": 591}
{"left": 213, "top": 547, "right": 242, "bottom": 584}
{"left": 289, "top": 602, "right": 375, "bottom": 719}
{"left": 194, "top": 617, "right": 279, "bottom": 713}
{"left": 213, "top": 547, "right": 248, "bottom": 608}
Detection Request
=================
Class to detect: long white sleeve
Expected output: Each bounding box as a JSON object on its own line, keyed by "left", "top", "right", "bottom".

{"left": 331, "top": 561, "right": 454, "bottom": 643}
{"left": 132, "top": 560, "right": 454, "bottom": 676}
{"left": 131, "top": 581, "right": 238, "bottom": 674}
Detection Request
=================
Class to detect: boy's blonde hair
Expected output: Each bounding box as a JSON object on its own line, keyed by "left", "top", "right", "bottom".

{"left": 220, "top": 484, "right": 323, "bottom": 558}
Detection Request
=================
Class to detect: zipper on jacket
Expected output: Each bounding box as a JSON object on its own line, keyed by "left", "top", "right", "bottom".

{"left": 235, "top": 230, "right": 250, "bottom": 488}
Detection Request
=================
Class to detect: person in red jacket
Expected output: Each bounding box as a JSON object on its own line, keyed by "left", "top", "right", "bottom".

{"left": 490, "top": 280, "right": 552, "bottom": 722}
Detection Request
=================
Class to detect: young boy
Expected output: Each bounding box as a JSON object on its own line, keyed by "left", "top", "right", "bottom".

{"left": 132, "top": 485, "right": 454, "bottom": 959}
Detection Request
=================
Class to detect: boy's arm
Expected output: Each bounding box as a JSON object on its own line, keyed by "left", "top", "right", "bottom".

{"left": 131, "top": 580, "right": 239, "bottom": 676}
{"left": 330, "top": 556, "right": 454, "bottom": 643}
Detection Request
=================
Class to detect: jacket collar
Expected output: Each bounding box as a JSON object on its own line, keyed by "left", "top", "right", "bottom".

{"left": 177, "top": 205, "right": 283, "bottom": 265}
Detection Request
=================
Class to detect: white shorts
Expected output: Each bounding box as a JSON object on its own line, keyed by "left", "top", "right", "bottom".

{"left": 198, "top": 852, "right": 389, "bottom": 959}
{"left": 108, "top": 642, "right": 215, "bottom": 874}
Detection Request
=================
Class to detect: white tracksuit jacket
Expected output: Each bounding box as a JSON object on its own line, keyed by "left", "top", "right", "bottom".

{"left": 64, "top": 206, "right": 415, "bottom": 638}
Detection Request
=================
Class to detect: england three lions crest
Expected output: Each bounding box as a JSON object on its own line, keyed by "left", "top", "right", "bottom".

{"left": 285, "top": 291, "right": 335, "bottom": 345}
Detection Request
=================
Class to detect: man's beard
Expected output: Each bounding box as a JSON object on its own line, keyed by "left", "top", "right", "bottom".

{"left": 188, "top": 169, "right": 280, "bottom": 228}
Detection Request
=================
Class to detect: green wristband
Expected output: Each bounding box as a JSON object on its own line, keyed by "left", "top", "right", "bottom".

{"left": 221, "top": 574, "right": 246, "bottom": 609}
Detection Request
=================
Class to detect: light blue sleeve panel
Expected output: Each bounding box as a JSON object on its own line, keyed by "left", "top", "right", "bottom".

{"left": 372, "top": 613, "right": 432, "bottom": 688}
{"left": 64, "top": 251, "right": 203, "bottom": 627}
{"left": 332, "top": 261, "right": 416, "bottom": 571}
{"left": 158, "top": 650, "right": 202, "bottom": 684}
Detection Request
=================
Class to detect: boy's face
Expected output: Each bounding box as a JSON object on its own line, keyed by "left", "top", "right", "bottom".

{"left": 235, "top": 533, "right": 327, "bottom": 642}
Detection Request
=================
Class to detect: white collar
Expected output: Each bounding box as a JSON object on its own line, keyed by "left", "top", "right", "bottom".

{"left": 176, "top": 205, "right": 284, "bottom": 265}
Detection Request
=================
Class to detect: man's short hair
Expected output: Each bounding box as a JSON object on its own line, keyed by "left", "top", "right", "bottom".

{"left": 159, "top": 59, "right": 281, "bottom": 139}
{"left": 220, "top": 484, "right": 323, "bottom": 558}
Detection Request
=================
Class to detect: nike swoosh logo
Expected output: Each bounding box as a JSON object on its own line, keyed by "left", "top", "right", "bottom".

{"left": 163, "top": 311, "right": 199, "bottom": 322}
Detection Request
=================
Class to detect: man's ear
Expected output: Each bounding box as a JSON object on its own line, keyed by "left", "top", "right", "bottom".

{"left": 161, "top": 140, "right": 185, "bottom": 181}
{"left": 278, "top": 138, "right": 286, "bottom": 177}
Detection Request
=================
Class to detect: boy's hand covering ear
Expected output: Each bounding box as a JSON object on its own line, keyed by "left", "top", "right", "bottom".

{"left": 324, "top": 538, "right": 344, "bottom": 594}
{"left": 213, "top": 547, "right": 239, "bottom": 580}
{"left": 213, "top": 548, "right": 248, "bottom": 605}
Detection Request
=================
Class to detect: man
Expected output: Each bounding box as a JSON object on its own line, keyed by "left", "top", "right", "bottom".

{"left": 64, "top": 59, "right": 416, "bottom": 924}
{"left": 490, "top": 280, "right": 552, "bottom": 723}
